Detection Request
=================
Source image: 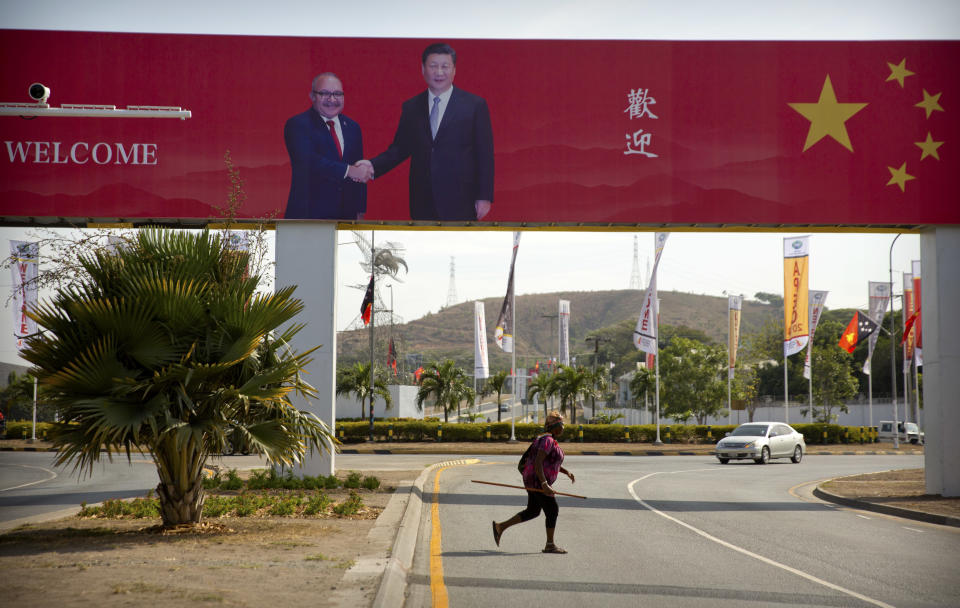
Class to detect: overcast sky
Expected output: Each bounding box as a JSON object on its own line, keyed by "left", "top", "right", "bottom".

{"left": 2, "top": 0, "right": 956, "bottom": 363}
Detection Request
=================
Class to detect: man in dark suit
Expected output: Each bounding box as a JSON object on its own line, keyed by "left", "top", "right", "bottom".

{"left": 284, "top": 73, "right": 372, "bottom": 219}
{"left": 362, "top": 43, "right": 494, "bottom": 221}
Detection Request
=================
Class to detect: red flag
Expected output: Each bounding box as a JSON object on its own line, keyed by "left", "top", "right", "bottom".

{"left": 360, "top": 276, "right": 374, "bottom": 325}
{"left": 414, "top": 366, "right": 424, "bottom": 382}
{"left": 387, "top": 338, "right": 398, "bottom": 376}
{"left": 900, "top": 308, "right": 921, "bottom": 346}
{"left": 838, "top": 311, "right": 879, "bottom": 354}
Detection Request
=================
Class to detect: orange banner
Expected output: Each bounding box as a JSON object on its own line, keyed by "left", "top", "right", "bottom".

{"left": 783, "top": 236, "right": 810, "bottom": 356}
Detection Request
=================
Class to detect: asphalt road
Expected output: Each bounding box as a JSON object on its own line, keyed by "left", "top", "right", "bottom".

{"left": 3, "top": 451, "right": 957, "bottom": 607}
{"left": 0, "top": 451, "right": 158, "bottom": 529}
{"left": 406, "top": 454, "right": 959, "bottom": 608}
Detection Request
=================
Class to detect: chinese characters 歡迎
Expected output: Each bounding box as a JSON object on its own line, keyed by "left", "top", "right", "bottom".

{"left": 624, "top": 87, "right": 659, "bottom": 158}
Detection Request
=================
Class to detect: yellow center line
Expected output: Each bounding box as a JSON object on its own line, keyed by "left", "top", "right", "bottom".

{"left": 430, "top": 465, "right": 451, "bottom": 608}
{"left": 428, "top": 459, "right": 482, "bottom": 607}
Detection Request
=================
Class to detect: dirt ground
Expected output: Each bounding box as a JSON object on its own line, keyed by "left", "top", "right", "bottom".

{"left": 0, "top": 469, "right": 421, "bottom": 608}
{"left": 820, "top": 468, "right": 960, "bottom": 519}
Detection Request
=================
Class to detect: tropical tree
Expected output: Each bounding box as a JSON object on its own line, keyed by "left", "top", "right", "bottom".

{"left": 628, "top": 366, "right": 656, "bottom": 413}
{"left": 335, "top": 362, "right": 392, "bottom": 421}
{"left": 526, "top": 372, "right": 553, "bottom": 422}
{"left": 585, "top": 366, "right": 610, "bottom": 420}
{"left": 21, "top": 229, "right": 332, "bottom": 527}
{"left": 485, "top": 370, "right": 509, "bottom": 422}
{"left": 547, "top": 365, "right": 591, "bottom": 425}
{"left": 659, "top": 337, "right": 727, "bottom": 424}
{"left": 415, "top": 360, "right": 474, "bottom": 423}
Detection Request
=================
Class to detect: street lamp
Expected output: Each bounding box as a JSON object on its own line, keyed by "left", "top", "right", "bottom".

{"left": 889, "top": 234, "right": 901, "bottom": 449}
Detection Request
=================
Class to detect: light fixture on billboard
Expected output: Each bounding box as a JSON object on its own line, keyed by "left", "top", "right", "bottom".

{"left": 1, "top": 82, "right": 191, "bottom": 119}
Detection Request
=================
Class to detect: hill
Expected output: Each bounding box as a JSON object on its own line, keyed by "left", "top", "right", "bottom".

{"left": 338, "top": 290, "right": 778, "bottom": 371}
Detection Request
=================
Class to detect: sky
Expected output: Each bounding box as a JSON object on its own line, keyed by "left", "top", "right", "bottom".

{"left": 1, "top": 0, "right": 956, "bottom": 362}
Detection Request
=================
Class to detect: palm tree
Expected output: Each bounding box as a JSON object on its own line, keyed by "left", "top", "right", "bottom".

{"left": 486, "top": 370, "right": 509, "bottom": 422}
{"left": 526, "top": 372, "right": 554, "bottom": 423}
{"left": 416, "top": 360, "right": 474, "bottom": 423}
{"left": 335, "top": 362, "right": 392, "bottom": 421}
{"left": 548, "top": 365, "right": 591, "bottom": 425}
{"left": 586, "top": 367, "right": 610, "bottom": 420}
{"left": 22, "top": 229, "right": 332, "bottom": 527}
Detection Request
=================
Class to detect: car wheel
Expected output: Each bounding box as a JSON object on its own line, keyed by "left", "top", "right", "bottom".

{"left": 755, "top": 446, "right": 770, "bottom": 464}
{"left": 718, "top": 457, "right": 730, "bottom": 464}
{"left": 791, "top": 445, "right": 803, "bottom": 463}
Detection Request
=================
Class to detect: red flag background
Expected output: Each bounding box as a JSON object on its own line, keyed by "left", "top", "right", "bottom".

{"left": 1, "top": 33, "right": 957, "bottom": 226}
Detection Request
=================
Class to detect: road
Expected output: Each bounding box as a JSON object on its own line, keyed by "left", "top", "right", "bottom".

{"left": 3, "top": 451, "right": 957, "bottom": 607}
{"left": 407, "top": 454, "right": 959, "bottom": 608}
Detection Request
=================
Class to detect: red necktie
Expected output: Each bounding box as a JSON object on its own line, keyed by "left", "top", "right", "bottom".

{"left": 326, "top": 119, "right": 342, "bottom": 159}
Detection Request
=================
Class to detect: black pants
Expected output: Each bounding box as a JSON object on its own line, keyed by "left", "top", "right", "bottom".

{"left": 516, "top": 491, "right": 558, "bottom": 528}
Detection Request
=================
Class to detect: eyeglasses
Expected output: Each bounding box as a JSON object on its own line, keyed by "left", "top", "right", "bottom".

{"left": 312, "top": 90, "right": 344, "bottom": 99}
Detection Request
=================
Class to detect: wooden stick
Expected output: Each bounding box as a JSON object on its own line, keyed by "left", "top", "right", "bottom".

{"left": 471, "top": 479, "right": 587, "bottom": 499}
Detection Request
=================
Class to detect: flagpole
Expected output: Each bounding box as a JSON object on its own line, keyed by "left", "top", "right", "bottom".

{"left": 368, "top": 231, "right": 376, "bottom": 442}
{"left": 868, "top": 372, "right": 873, "bottom": 428}
{"left": 653, "top": 293, "right": 662, "bottom": 445}
{"left": 509, "top": 249, "right": 517, "bottom": 442}
{"left": 913, "top": 355, "right": 921, "bottom": 428}
{"left": 783, "top": 351, "right": 789, "bottom": 424}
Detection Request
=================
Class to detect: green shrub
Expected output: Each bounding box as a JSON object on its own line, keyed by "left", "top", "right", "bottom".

{"left": 202, "top": 470, "right": 222, "bottom": 490}
{"left": 203, "top": 495, "right": 234, "bottom": 518}
{"left": 332, "top": 491, "right": 364, "bottom": 516}
{"left": 304, "top": 492, "right": 332, "bottom": 515}
{"left": 268, "top": 494, "right": 303, "bottom": 516}
{"left": 222, "top": 469, "right": 244, "bottom": 491}
{"left": 361, "top": 475, "right": 380, "bottom": 490}
{"left": 342, "top": 471, "right": 362, "bottom": 489}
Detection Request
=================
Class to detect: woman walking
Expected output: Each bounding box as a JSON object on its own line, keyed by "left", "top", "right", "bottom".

{"left": 492, "top": 411, "right": 575, "bottom": 554}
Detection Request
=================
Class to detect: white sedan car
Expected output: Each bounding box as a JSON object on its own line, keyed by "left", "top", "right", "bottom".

{"left": 715, "top": 422, "right": 806, "bottom": 464}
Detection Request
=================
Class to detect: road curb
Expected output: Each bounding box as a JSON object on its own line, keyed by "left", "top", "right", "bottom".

{"left": 813, "top": 485, "right": 960, "bottom": 528}
{"left": 372, "top": 459, "right": 477, "bottom": 608}
{"left": 337, "top": 446, "right": 922, "bottom": 457}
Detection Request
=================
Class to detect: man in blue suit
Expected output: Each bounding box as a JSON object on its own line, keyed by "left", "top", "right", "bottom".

{"left": 284, "top": 73, "right": 372, "bottom": 219}
{"left": 362, "top": 43, "right": 494, "bottom": 221}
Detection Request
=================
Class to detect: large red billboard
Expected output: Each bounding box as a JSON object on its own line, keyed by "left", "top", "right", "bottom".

{"left": 1, "top": 31, "right": 957, "bottom": 227}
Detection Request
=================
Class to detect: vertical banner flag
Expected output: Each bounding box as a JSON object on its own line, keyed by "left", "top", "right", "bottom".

{"left": 902, "top": 273, "right": 916, "bottom": 365}
{"left": 495, "top": 232, "right": 521, "bottom": 352}
{"left": 558, "top": 300, "right": 571, "bottom": 366}
{"left": 360, "top": 276, "right": 374, "bottom": 326}
{"left": 783, "top": 236, "right": 810, "bottom": 356}
{"left": 633, "top": 232, "right": 669, "bottom": 353}
{"left": 474, "top": 301, "right": 489, "bottom": 380}
{"left": 10, "top": 241, "right": 39, "bottom": 351}
{"left": 911, "top": 260, "right": 922, "bottom": 366}
{"left": 728, "top": 295, "right": 743, "bottom": 379}
{"left": 802, "top": 290, "right": 829, "bottom": 379}
{"left": 862, "top": 282, "right": 891, "bottom": 375}
{"left": 387, "top": 338, "right": 398, "bottom": 376}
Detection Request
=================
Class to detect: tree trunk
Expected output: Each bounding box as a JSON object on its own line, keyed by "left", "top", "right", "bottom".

{"left": 156, "top": 474, "right": 206, "bottom": 526}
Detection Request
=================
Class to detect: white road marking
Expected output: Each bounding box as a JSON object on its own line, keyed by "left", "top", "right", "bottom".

{"left": 0, "top": 463, "right": 58, "bottom": 492}
{"left": 628, "top": 472, "right": 896, "bottom": 608}
{"left": 902, "top": 527, "right": 924, "bottom": 533}
{"left": 856, "top": 514, "right": 872, "bottom": 520}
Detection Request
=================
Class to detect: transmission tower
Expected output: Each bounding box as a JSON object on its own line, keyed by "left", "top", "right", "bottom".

{"left": 629, "top": 236, "right": 643, "bottom": 289}
{"left": 445, "top": 256, "right": 458, "bottom": 307}
{"left": 344, "top": 230, "right": 407, "bottom": 330}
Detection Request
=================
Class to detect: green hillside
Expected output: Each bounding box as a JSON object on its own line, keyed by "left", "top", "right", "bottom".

{"left": 338, "top": 290, "right": 778, "bottom": 372}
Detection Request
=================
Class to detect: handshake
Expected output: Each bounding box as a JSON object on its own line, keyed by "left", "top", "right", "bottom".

{"left": 347, "top": 160, "right": 375, "bottom": 183}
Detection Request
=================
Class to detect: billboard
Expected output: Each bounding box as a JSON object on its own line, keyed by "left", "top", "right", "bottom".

{"left": 1, "top": 31, "right": 958, "bottom": 227}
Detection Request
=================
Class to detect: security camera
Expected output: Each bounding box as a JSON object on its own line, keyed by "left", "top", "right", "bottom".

{"left": 29, "top": 83, "right": 50, "bottom": 104}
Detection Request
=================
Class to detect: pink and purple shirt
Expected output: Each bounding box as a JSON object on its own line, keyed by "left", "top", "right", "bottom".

{"left": 522, "top": 434, "right": 564, "bottom": 488}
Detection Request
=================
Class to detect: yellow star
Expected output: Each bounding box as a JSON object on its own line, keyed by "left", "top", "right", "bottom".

{"left": 915, "top": 132, "right": 944, "bottom": 161}
{"left": 916, "top": 89, "right": 944, "bottom": 119}
{"left": 886, "top": 162, "right": 916, "bottom": 192}
{"left": 886, "top": 58, "right": 915, "bottom": 88}
{"left": 789, "top": 75, "right": 868, "bottom": 152}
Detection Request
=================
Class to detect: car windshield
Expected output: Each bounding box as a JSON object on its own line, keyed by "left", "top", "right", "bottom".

{"left": 731, "top": 425, "right": 768, "bottom": 437}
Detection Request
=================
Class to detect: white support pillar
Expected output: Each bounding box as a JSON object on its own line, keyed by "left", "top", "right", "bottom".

{"left": 922, "top": 227, "right": 960, "bottom": 497}
{"left": 276, "top": 222, "right": 338, "bottom": 476}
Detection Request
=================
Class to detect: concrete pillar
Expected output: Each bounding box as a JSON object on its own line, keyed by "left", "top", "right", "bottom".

{"left": 922, "top": 227, "right": 960, "bottom": 497}
{"left": 275, "top": 222, "right": 338, "bottom": 476}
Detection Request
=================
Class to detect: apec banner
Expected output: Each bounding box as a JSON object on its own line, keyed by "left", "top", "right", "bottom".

{"left": 1, "top": 31, "right": 958, "bottom": 226}
{"left": 783, "top": 236, "right": 810, "bottom": 357}
{"left": 10, "top": 240, "right": 39, "bottom": 351}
